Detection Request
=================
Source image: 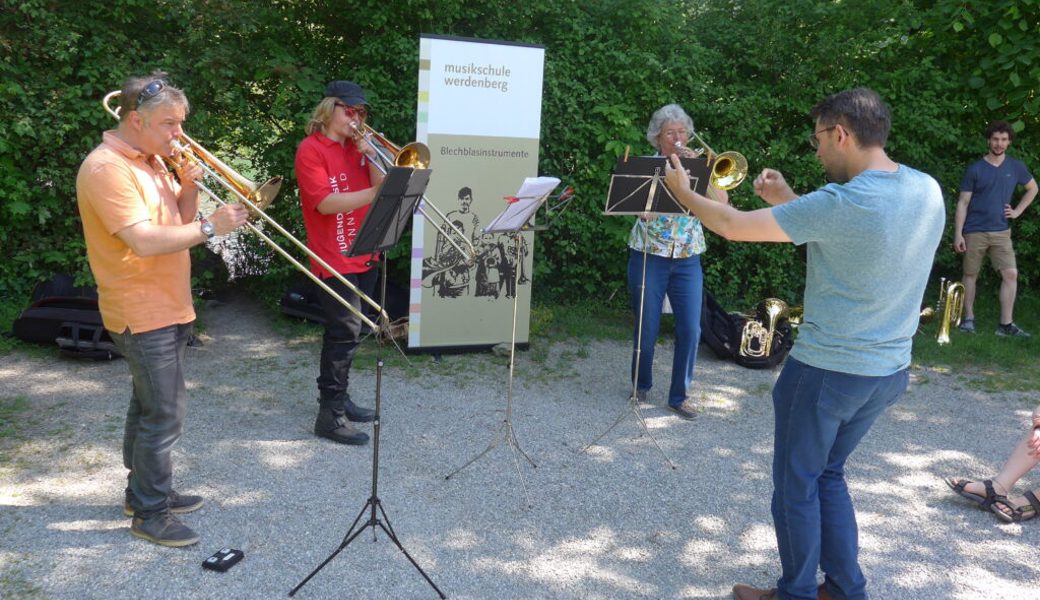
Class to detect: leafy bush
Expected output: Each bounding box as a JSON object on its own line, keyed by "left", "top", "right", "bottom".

{"left": 1, "top": 0, "right": 1036, "bottom": 319}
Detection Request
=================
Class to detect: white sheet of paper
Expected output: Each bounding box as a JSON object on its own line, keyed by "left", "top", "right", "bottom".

{"left": 484, "top": 176, "right": 561, "bottom": 233}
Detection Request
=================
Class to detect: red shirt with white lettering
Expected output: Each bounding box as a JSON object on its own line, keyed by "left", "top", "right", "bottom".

{"left": 294, "top": 132, "right": 377, "bottom": 278}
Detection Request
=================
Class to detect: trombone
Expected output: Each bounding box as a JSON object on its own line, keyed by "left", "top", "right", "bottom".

{"left": 102, "top": 91, "right": 389, "bottom": 334}
{"left": 681, "top": 131, "right": 749, "bottom": 191}
{"left": 351, "top": 121, "right": 477, "bottom": 264}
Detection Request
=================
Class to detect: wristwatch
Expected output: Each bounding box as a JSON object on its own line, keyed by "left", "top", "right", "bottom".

{"left": 200, "top": 216, "right": 215, "bottom": 239}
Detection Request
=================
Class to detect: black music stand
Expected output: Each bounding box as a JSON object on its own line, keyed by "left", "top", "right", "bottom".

{"left": 581, "top": 155, "right": 710, "bottom": 468}
{"left": 444, "top": 177, "right": 563, "bottom": 509}
{"left": 290, "top": 166, "right": 446, "bottom": 599}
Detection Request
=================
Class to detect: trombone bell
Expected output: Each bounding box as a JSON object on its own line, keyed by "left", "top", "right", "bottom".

{"left": 688, "top": 130, "right": 749, "bottom": 191}
{"left": 710, "top": 151, "right": 748, "bottom": 191}
{"left": 394, "top": 142, "right": 430, "bottom": 170}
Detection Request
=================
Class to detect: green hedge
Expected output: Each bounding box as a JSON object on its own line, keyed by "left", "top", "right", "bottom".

{"left": 2, "top": 0, "right": 1036, "bottom": 312}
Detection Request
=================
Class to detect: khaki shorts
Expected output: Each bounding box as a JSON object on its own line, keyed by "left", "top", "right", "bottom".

{"left": 963, "top": 229, "right": 1017, "bottom": 274}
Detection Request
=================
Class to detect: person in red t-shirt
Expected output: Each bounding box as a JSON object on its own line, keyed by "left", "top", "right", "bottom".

{"left": 294, "top": 80, "right": 385, "bottom": 445}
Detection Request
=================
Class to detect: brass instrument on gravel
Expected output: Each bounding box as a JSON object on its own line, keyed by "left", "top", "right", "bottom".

{"left": 350, "top": 121, "right": 476, "bottom": 265}
{"left": 934, "top": 277, "right": 965, "bottom": 346}
{"left": 739, "top": 298, "right": 788, "bottom": 358}
{"left": 102, "top": 90, "right": 388, "bottom": 333}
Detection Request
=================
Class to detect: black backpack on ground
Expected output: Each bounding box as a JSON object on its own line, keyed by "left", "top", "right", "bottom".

{"left": 10, "top": 274, "right": 121, "bottom": 360}
{"left": 700, "top": 290, "right": 741, "bottom": 360}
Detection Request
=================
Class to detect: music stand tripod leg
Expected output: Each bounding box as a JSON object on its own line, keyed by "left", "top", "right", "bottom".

{"left": 580, "top": 228, "right": 676, "bottom": 470}
{"left": 444, "top": 232, "right": 536, "bottom": 508}
{"left": 291, "top": 244, "right": 445, "bottom": 599}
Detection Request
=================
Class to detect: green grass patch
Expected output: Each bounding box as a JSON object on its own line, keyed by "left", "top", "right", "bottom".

{"left": 0, "top": 396, "right": 32, "bottom": 441}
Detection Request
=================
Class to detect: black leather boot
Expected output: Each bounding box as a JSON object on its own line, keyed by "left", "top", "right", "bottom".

{"left": 342, "top": 395, "right": 376, "bottom": 423}
{"left": 314, "top": 406, "right": 369, "bottom": 445}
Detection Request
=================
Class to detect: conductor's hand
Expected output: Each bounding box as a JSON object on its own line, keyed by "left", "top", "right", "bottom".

{"left": 208, "top": 203, "right": 249, "bottom": 236}
{"left": 753, "top": 168, "right": 795, "bottom": 206}
{"left": 663, "top": 153, "right": 690, "bottom": 196}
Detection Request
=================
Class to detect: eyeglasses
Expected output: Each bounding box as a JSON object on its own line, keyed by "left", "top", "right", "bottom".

{"left": 136, "top": 79, "right": 167, "bottom": 108}
{"left": 808, "top": 125, "right": 837, "bottom": 149}
{"left": 334, "top": 103, "right": 368, "bottom": 119}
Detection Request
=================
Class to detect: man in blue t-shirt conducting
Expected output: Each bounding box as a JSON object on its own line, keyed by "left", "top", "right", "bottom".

{"left": 954, "top": 120, "right": 1037, "bottom": 337}
{"left": 664, "top": 88, "right": 945, "bottom": 600}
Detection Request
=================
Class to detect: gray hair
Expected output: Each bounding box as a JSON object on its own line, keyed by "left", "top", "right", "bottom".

{"left": 646, "top": 104, "right": 694, "bottom": 150}
{"left": 118, "top": 71, "right": 189, "bottom": 122}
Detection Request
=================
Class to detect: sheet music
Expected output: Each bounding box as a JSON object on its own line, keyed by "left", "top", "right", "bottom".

{"left": 484, "top": 176, "right": 561, "bottom": 233}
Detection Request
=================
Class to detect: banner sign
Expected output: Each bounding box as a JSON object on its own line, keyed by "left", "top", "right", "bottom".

{"left": 410, "top": 35, "right": 545, "bottom": 350}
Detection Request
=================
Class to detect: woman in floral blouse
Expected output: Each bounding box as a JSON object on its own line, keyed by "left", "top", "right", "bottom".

{"left": 627, "top": 103, "right": 728, "bottom": 420}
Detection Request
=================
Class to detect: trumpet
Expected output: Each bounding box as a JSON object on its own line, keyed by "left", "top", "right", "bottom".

{"left": 350, "top": 121, "right": 477, "bottom": 265}
{"left": 102, "top": 91, "right": 390, "bottom": 334}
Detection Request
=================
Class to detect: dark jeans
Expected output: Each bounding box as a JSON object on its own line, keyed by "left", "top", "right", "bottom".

{"left": 110, "top": 323, "right": 193, "bottom": 516}
{"left": 317, "top": 269, "right": 379, "bottom": 409}
{"left": 627, "top": 250, "right": 703, "bottom": 407}
{"left": 771, "top": 357, "right": 908, "bottom": 600}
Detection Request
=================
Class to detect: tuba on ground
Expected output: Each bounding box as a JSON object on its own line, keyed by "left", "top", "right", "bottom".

{"left": 934, "top": 277, "right": 965, "bottom": 345}
{"left": 739, "top": 298, "right": 788, "bottom": 358}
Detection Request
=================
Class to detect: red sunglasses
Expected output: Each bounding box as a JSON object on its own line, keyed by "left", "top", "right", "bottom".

{"left": 334, "top": 103, "right": 368, "bottom": 119}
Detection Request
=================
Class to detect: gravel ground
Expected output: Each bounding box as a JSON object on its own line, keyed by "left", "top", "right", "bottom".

{"left": 1, "top": 291, "right": 1038, "bottom": 600}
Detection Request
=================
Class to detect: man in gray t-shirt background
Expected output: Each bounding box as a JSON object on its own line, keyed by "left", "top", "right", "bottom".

{"left": 665, "top": 88, "right": 945, "bottom": 600}
{"left": 954, "top": 120, "right": 1037, "bottom": 337}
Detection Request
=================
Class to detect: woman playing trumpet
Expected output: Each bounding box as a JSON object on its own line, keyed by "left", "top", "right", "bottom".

{"left": 627, "top": 104, "right": 729, "bottom": 420}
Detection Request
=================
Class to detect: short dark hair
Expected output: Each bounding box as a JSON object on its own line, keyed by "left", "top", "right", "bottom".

{"left": 984, "top": 120, "right": 1014, "bottom": 142}
{"left": 810, "top": 87, "right": 891, "bottom": 148}
{"left": 458, "top": 186, "right": 472, "bottom": 199}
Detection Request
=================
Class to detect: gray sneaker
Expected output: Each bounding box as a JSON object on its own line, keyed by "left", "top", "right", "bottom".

{"left": 996, "top": 322, "right": 1030, "bottom": 337}
{"left": 124, "top": 490, "right": 204, "bottom": 518}
{"left": 667, "top": 400, "right": 697, "bottom": 421}
{"left": 958, "top": 319, "right": 975, "bottom": 333}
{"left": 634, "top": 389, "right": 650, "bottom": 403}
{"left": 130, "top": 511, "right": 200, "bottom": 547}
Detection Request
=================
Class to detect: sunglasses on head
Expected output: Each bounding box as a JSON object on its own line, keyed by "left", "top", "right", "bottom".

{"left": 136, "top": 79, "right": 167, "bottom": 108}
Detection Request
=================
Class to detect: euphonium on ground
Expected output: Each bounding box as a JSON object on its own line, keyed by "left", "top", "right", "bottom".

{"left": 935, "top": 277, "right": 965, "bottom": 345}
{"left": 739, "top": 298, "right": 788, "bottom": 358}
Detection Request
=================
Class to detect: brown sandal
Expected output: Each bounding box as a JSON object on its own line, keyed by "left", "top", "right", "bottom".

{"left": 991, "top": 490, "right": 1040, "bottom": 523}
{"left": 945, "top": 477, "right": 1004, "bottom": 511}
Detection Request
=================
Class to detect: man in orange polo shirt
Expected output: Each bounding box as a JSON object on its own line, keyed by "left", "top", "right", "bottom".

{"left": 76, "top": 72, "right": 248, "bottom": 547}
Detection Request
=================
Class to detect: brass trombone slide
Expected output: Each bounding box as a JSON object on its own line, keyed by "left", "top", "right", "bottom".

{"left": 351, "top": 121, "right": 477, "bottom": 265}
{"left": 102, "top": 91, "right": 389, "bottom": 334}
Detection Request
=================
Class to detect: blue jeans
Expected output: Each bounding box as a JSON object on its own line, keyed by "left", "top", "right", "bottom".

{"left": 110, "top": 323, "right": 193, "bottom": 517}
{"left": 771, "top": 357, "right": 908, "bottom": 600}
{"left": 627, "top": 250, "right": 703, "bottom": 407}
